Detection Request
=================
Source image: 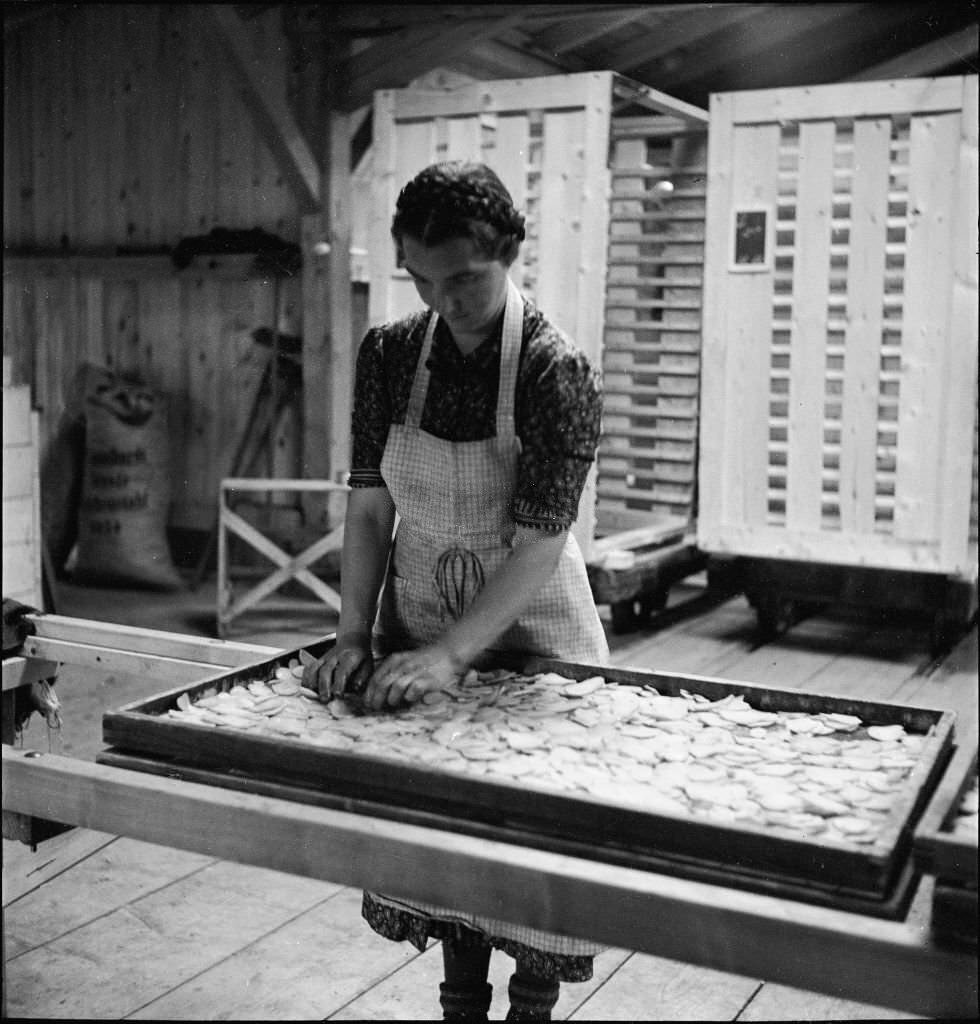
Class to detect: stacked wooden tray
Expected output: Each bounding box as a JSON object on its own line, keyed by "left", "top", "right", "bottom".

{"left": 99, "top": 645, "right": 955, "bottom": 919}
{"left": 914, "top": 741, "right": 978, "bottom": 947}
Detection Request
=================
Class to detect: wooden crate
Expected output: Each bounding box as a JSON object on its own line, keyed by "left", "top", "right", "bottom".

{"left": 599, "top": 117, "right": 707, "bottom": 537}
{"left": 2, "top": 358, "right": 44, "bottom": 608}
{"left": 367, "top": 72, "right": 708, "bottom": 560}
{"left": 698, "top": 76, "right": 979, "bottom": 581}
{"left": 100, "top": 645, "right": 955, "bottom": 917}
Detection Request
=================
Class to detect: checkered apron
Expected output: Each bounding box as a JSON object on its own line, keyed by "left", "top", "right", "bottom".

{"left": 371, "top": 278, "right": 607, "bottom": 955}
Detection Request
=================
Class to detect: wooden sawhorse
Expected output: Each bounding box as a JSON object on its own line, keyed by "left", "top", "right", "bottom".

{"left": 216, "top": 478, "right": 348, "bottom": 637}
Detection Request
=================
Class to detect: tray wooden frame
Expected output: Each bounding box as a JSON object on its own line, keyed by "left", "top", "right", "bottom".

{"left": 913, "top": 740, "right": 978, "bottom": 948}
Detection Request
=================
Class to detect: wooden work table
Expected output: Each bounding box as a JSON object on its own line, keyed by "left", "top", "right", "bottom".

{"left": 2, "top": 616, "right": 977, "bottom": 1019}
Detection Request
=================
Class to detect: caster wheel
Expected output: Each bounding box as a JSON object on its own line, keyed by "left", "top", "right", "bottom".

{"left": 754, "top": 593, "right": 796, "bottom": 641}
{"left": 930, "top": 610, "right": 965, "bottom": 658}
{"left": 639, "top": 586, "right": 669, "bottom": 619}
{"left": 610, "top": 600, "right": 639, "bottom": 634}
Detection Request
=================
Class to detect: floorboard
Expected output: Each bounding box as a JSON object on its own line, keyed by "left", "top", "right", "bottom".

{"left": 5, "top": 859, "right": 343, "bottom": 1019}
{"left": 132, "top": 888, "right": 418, "bottom": 1021}
{"left": 567, "top": 954, "right": 761, "bottom": 1021}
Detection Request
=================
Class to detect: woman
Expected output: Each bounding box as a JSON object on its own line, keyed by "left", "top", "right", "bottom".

{"left": 316, "top": 161, "right": 609, "bottom": 1022}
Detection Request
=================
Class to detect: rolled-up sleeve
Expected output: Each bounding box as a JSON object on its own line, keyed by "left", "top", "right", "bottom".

{"left": 348, "top": 328, "right": 390, "bottom": 488}
{"left": 512, "top": 336, "right": 603, "bottom": 532}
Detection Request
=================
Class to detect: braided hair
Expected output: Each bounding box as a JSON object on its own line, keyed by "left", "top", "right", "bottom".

{"left": 391, "top": 161, "right": 526, "bottom": 265}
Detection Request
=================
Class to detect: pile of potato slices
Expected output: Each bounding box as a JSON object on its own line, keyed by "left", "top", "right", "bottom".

{"left": 165, "top": 660, "right": 933, "bottom": 847}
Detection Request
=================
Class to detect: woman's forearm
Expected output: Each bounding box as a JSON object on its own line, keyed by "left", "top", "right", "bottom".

{"left": 437, "top": 528, "right": 568, "bottom": 668}
{"left": 337, "top": 489, "right": 397, "bottom": 643}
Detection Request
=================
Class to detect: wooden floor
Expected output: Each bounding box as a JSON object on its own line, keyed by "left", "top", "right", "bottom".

{"left": 4, "top": 574, "right": 977, "bottom": 1020}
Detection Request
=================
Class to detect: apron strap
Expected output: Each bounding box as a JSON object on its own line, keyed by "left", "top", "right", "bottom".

{"left": 404, "top": 312, "right": 438, "bottom": 428}
{"left": 495, "top": 277, "right": 523, "bottom": 440}
{"left": 404, "top": 277, "right": 525, "bottom": 438}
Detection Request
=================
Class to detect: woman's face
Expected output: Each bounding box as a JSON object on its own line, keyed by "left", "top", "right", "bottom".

{"left": 401, "top": 235, "right": 510, "bottom": 346}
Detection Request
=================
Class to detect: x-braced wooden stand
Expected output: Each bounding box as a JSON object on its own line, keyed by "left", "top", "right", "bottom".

{"left": 216, "top": 478, "right": 348, "bottom": 637}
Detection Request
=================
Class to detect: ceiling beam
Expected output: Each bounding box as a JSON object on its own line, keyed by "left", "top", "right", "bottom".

{"left": 322, "top": 5, "right": 651, "bottom": 34}
{"left": 199, "top": 5, "right": 321, "bottom": 210}
{"left": 847, "top": 25, "right": 979, "bottom": 81}
{"left": 338, "top": 11, "right": 533, "bottom": 110}
{"left": 595, "top": 4, "right": 761, "bottom": 74}
{"left": 460, "top": 37, "right": 573, "bottom": 78}
{"left": 654, "top": 3, "right": 868, "bottom": 91}
{"left": 528, "top": 7, "right": 660, "bottom": 55}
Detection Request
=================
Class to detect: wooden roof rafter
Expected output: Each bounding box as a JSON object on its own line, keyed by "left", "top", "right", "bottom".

{"left": 338, "top": 9, "right": 537, "bottom": 110}
{"left": 847, "top": 24, "right": 979, "bottom": 81}
{"left": 319, "top": 4, "right": 651, "bottom": 35}
{"left": 524, "top": 7, "right": 661, "bottom": 55}
{"left": 594, "top": 4, "right": 762, "bottom": 75}
{"left": 651, "top": 2, "right": 872, "bottom": 92}
{"left": 199, "top": 4, "right": 322, "bottom": 211}
{"left": 612, "top": 76, "right": 709, "bottom": 124}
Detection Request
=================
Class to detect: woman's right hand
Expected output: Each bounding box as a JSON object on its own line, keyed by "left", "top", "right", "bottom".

{"left": 315, "top": 635, "right": 374, "bottom": 701}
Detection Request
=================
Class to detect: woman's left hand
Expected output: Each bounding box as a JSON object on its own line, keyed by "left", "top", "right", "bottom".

{"left": 363, "top": 646, "right": 463, "bottom": 710}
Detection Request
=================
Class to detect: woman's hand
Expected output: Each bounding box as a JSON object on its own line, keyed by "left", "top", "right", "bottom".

{"left": 363, "top": 645, "right": 463, "bottom": 710}
{"left": 314, "top": 634, "right": 374, "bottom": 701}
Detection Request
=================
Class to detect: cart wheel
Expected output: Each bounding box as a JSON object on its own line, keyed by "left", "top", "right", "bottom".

{"left": 753, "top": 593, "right": 796, "bottom": 641}
{"left": 610, "top": 600, "right": 639, "bottom": 634}
{"left": 930, "top": 609, "right": 965, "bottom": 658}
{"left": 639, "top": 585, "right": 669, "bottom": 619}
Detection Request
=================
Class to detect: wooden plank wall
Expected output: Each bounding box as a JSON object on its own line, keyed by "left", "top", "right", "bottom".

{"left": 598, "top": 117, "right": 707, "bottom": 536}
{"left": 2, "top": 6, "right": 305, "bottom": 533}
{"left": 698, "top": 76, "right": 979, "bottom": 578}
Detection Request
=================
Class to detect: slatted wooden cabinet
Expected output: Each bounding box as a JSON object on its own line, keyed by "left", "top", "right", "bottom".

{"left": 367, "top": 72, "right": 709, "bottom": 559}
{"left": 698, "top": 76, "right": 979, "bottom": 580}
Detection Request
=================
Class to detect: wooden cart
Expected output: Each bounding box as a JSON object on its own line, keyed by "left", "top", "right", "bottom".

{"left": 697, "top": 76, "right": 979, "bottom": 647}
{"left": 3, "top": 615, "right": 978, "bottom": 1018}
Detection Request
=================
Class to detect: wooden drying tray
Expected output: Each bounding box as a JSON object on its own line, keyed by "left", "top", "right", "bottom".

{"left": 914, "top": 739, "right": 978, "bottom": 949}
{"left": 2, "top": 616, "right": 976, "bottom": 1019}
{"left": 99, "top": 646, "right": 955, "bottom": 918}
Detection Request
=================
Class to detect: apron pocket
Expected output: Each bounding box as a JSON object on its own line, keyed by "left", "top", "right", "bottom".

{"left": 379, "top": 573, "right": 442, "bottom": 649}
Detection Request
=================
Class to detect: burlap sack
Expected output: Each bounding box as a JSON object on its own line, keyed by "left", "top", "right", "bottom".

{"left": 71, "top": 374, "right": 184, "bottom": 590}
{"left": 41, "top": 364, "right": 108, "bottom": 576}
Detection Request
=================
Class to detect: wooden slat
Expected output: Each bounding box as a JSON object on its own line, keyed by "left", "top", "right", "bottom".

{"left": 392, "top": 73, "right": 601, "bottom": 120}
{"left": 21, "top": 637, "right": 236, "bottom": 686}
{"left": 785, "top": 120, "right": 835, "bottom": 533}
{"left": 893, "top": 111, "right": 961, "bottom": 545}
{"left": 937, "top": 78, "right": 979, "bottom": 575}
{"left": 493, "top": 112, "right": 530, "bottom": 290}
{"left": 696, "top": 92, "right": 737, "bottom": 548}
{"left": 536, "top": 107, "right": 586, "bottom": 342}
{"left": 23, "top": 614, "right": 278, "bottom": 666}
{"left": 730, "top": 77, "right": 966, "bottom": 125}
{"left": 572, "top": 74, "right": 613, "bottom": 560}
{"left": 736, "top": 124, "right": 781, "bottom": 531}
{"left": 839, "top": 118, "right": 892, "bottom": 535}
{"left": 691, "top": 523, "right": 954, "bottom": 572}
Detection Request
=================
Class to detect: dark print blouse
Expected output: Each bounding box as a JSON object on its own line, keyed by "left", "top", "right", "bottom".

{"left": 349, "top": 298, "right": 602, "bottom": 533}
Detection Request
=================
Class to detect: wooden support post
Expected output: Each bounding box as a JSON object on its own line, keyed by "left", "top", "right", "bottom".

{"left": 326, "top": 104, "right": 354, "bottom": 528}
{"left": 301, "top": 52, "right": 353, "bottom": 533}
